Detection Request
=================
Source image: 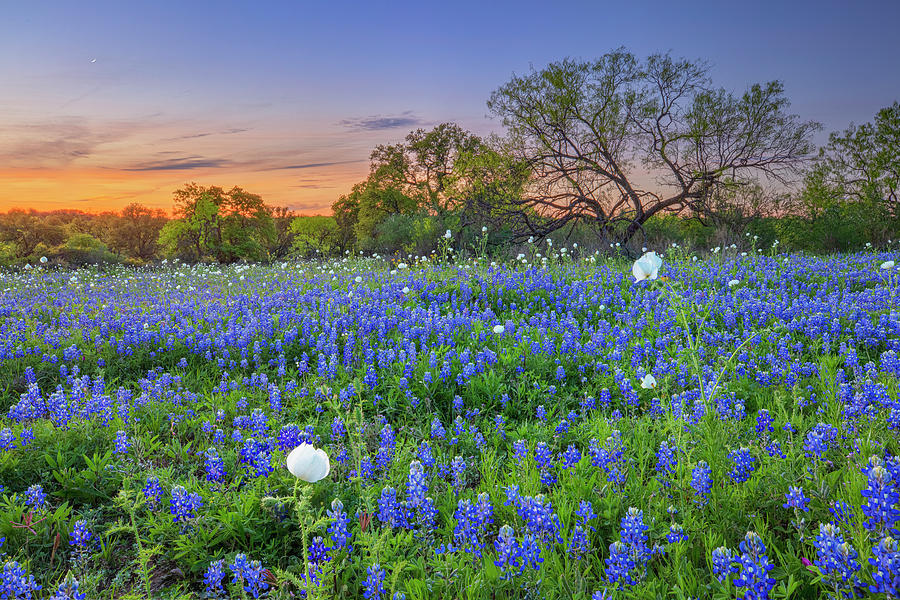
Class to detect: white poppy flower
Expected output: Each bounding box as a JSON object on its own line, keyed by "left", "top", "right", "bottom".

{"left": 640, "top": 374, "right": 657, "bottom": 389}
{"left": 632, "top": 252, "right": 663, "bottom": 282}
{"left": 39, "top": 256, "right": 48, "bottom": 264}
{"left": 728, "top": 279, "right": 740, "bottom": 287}
{"left": 881, "top": 260, "right": 895, "bottom": 270}
{"left": 286, "top": 443, "right": 330, "bottom": 483}
{"left": 493, "top": 324, "right": 505, "bottom": 334}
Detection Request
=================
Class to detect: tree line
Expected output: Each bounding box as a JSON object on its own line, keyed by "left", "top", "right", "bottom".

{"left": 325, "top": 49, "right": 898, "bottom": 256}
{"left": 2, "top": 48, "right": 897, "bottom": 264}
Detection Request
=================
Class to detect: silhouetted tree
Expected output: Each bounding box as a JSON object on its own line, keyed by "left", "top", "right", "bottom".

{"left": 108, "top": 203, "right": 167, "bottom": 261}
{"left": 488, "top": 49, "right": 820, "bottom": 249}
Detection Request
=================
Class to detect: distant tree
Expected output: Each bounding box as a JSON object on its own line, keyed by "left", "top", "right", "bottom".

{"left": 331, "top": 190, "right": 361, "bottom": 254}
{"left": 159, "top": 183, "right": 274, "bottom": 262}
{"left": 54, "top": 232, "right": 117, "bottom": 266}
{"left": 487, "top": 49, "right": 820, "bottom": 249}
{"left": 332, "top": 123, "right": 526, "bottom": 253}
{"left": 789, "top": 103, "right": 900, "bottom": 250}
{"left": 107, "top": 203, "right": 167, "bottom": 261}
{"left": 370, "top": 123, "right": 483, "bottom": 217}
{"left": 289, "top": 216, "right": 340, "bottom": 256}
{"left": 0, "top": 209, "right": 66, "bottom": 259}
{"left": 818, "top": 102, "right": 900, "bottom": 219}
{"left": 450, "top": 137, "right": 531, "bottom": 235}
{"left": 267, "top": 206, "right": 297, "bottom": 259}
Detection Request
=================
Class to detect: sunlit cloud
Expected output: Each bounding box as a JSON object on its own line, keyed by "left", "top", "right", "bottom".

{"left": 0, "top": 117, "right": 139, "bottom": 168}
{"left": 268, "top": 160, "right": 366, "bottom": 171}
{"left": 123, "top": 156, "right": 233, "bottom": 171}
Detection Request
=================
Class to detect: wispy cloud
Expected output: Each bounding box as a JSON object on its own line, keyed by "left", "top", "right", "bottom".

{"left": 267, "top": 160, "right": 365, "bottom": 171}
{"left": 339, "top": 111, "right": 422, "bottom": 131}
{"left": 123, "top": 156, "right": 232, "bottom": 171}
{"left": 0, "top": 117, "right": 136, "bottom": 167}
{"left": 166, "top": 128, "right": 250, "bottom": 141}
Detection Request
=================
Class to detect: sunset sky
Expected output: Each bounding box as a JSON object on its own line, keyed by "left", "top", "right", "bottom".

{"left": 2, "top": 0, "right": 899, "bottom": 215}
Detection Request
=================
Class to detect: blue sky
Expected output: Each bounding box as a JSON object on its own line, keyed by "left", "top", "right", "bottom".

{"left": 1, "top": 0, "right": 898, "bottom": 212}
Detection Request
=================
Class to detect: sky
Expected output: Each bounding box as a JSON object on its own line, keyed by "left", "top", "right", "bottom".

{"left": 1, "top": 0, "right": 899, "bottom": 215}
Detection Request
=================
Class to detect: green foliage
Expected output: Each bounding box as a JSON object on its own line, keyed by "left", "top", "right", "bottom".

{"left": 158, "top": 183, "right": 276, "bottom": 263}
{"left": 290, "top": 216, "right": 340, "bottom": 257}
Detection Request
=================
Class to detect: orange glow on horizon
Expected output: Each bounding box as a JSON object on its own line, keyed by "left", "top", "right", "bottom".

{"left": 0, "top": 163, "right": 369, "bottom": 216}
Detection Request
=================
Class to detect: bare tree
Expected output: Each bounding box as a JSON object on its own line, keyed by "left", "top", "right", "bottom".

{"left": 487, "top": 49, "right": 820, "bottom": 250}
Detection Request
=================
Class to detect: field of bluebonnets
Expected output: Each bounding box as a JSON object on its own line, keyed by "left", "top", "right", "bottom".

{"left": 0, "top": 243, "right": 898, "bottom": 600}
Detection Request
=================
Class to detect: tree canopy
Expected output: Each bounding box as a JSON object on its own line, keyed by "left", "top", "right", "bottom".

{"left": 487, "top": 49, "right": 820, "bottom": 247}
{"left": 158, "top": 183, "right": 276, "bottom": 263}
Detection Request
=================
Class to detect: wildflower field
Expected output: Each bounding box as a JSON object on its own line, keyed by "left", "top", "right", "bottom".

{"left": 0, "top": 249, "right": 898, "bottom": 599}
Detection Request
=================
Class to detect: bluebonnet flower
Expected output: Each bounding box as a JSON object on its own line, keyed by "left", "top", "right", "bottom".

{"left": 331, "top": 417, "right": 346, "bottom": 441}
{"left": 520, "top": 533, "right": 543, "bottom": 571}
{"left": 691, "top": 461, "right": 712, "bottom": 507}
{"left": 654, "top": 440, "right": 678, "bottom": 486}
{"left": 493, "top": 415, "right": 506, "bottom": 439}
{"left": 569, "top": 500, "right": 597, "bottom": 555}
{"left": 712, "top": 546, "right": 738, "bottom": 582}
{"left": 49, "top": 574, "right": 85, "bottom": 600}
{"left": 804, "top": 423, "right": 839, "bottom": 461}
{"left": 113, "top": 430, "right": 130, "bottom": 455}
{"left": 454, "top": 498, "right": 489, "bottom": 557}
{"left": 0, "top": 560, "right": 41, "bottom": 599}
{"left": 512, "top": 440, "right": 528, "bottom": 461}
{"left": 667, "top": 524, "right": 688, "bottom": 544}
{"left": 868, "top": 535, "right": 900, "bottom": 595}
{"left": 766, "top": 440, "right": 787, "bottom": 459}
{"left": 363, "top": 563, "right": 386, "bottom": 600}
{"left": 327, "top": 499, "right": 352, "bottom": 554}
{"left": 727, "top": 448, "right": 756, "bottom": 484}
{"left": 514, "top": 494, "right": 563, "bottom": 543}
{"left": 494, "top": 525, "right": 522, "bottom": 578}
{"left": 430, "top": 418, "right": 446, "bottom": 440}
{"left": 561, "top": 444, "right": 581, "bottom": 471}
{"left": 18, "top": 429, "right": 33, "bottom": 447}
{"left": 69, "top": 520, "right": 91, "bottom": 548}
{"left": 829, "top": 500, "right": 856, "bottom": 529}
{"left": 783, "top": 486, "right": 810, "bottom": 512}
{"left": 606, "top": 541, "right": 637, "bottom": 588}
{"left": 813, "top": 523, "right": 860, "bottom": 596}
{"left": 204, "top": 559, "right": 227, "bottom": 597}
{"left": 450, "top": 456, "right": 466, "bottom": 493}
{"left": 239, "top": 437, "right": 274, "bottom": 478}
{"left": 620, "top": 507, "right": 650, "bottom": 562}
{"left": 377, "top": 487, "right": 404, "bottom": 529}
{"left": 170, "top": 485, "right": 202, "bottom": 523}
{"left": 589, "top": 431, "right": 628, "bottom": 487}
{"left": 276, "top": 424, "right": 301, "bottom": 452}
{"left": 733, "top": 532, "right": 776, "bottom": 600}
{"left": 360, "top": 457, "right": 375, "bottom": 480}
{"left": 417, "top": 442, "right": 435, "bottom": 469}
{"left": 0, "top": 429, "right": 16, "bottom": 451}
{"left": 229, "top": 554, "right": 269, "bottom": 599}
{"left": 861, "top": 458, "right": 900, "bottom": 536}
{"left": 142, "top": 476, "right": 163, "bottom": 509}
{"left": 204, "top": 447, "right": 226, "bottom": 484}
{"left": 756, "top": 409, "right": 774, "bottom": 434}
{"left": 24, "top": 484, "right": 47, "bottom": 513}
